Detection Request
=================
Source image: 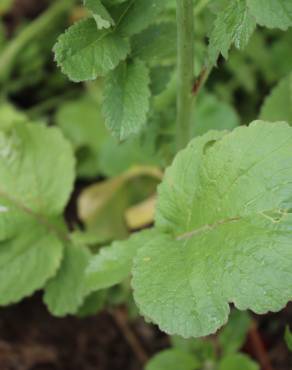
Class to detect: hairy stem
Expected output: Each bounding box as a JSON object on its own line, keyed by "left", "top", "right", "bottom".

{"left": 176, "top": 0, "right": 194, "bottom": 150}
{"left": 0, "top": 0, "right": 74, "bottom": 83}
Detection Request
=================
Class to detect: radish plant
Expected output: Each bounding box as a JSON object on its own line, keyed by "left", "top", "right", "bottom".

{"left": 0, "top": 0, "right": 292, "bottom": 355}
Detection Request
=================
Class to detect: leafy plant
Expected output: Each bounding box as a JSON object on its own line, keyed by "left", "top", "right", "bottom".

{"left": 1, "top": 1, "right": 292, "bottom": 368}
{"left": 146, "top": 310, "right": 258, "bottom": 370}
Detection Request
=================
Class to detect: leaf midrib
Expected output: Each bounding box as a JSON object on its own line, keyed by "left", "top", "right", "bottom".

{"left": 176, "top": 216, "right": 242, "bottom": 240}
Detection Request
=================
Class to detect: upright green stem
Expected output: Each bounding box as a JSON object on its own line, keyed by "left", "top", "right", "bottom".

{"left": 0, "top": 0, "right": 74, "bottom": 84}
{"left": 176, "top": 0, "right": 194, "bottom": 150}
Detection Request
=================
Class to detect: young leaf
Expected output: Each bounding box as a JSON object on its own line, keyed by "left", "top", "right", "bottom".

{"left": 218, "top": 354, "right": 259, "bottom": 370}
{"left": 84, "top": 0, "right": 115, "bottom": 29}
{"left": 247, "top": 0, "right": 292, "bottom": 31}
{"left": 219, "top": 310, "right": 251, "bottom": 354}
{"left": 208, "top": 0, "right": 256, "bottom": 65}
{"left": 85, "top": 229, "right": 156, "bottom": 293}
{"left": 131, "top": 22, "right": 177, "bottom": 64}
{"left": 117, "top": 0, "right": 169, "bottom": 37}
{"left": 55, "top": 97, "right": 109, "bottom": 178}
{"left": 44, "top": 243, "right": 91, "bottom": 316}
{"left": 260, "top": 72, "right": 292, "bottom": 125}
{"left": 133, "top": 121, "right": 292, "bottom": 338}
{"left": 54, "top": 18, "right": 130, "bottom": 82}
{"left": 0, "top": 102, "right": 28, "bottom": 129}
{"left": 77, "top": 290, "right": 107, "bottom": 317}
{"left": 0, "top": 123, "right": 75, "bottom": 305}
{"left": 284, "top": 326, "right": 292, "bottom": 352}
{"left": 145, "top": 349, "right": 200, "bottom": 370}
{"left": 171, "top": 336, "right": 215, "bottom": 363}
{"left": 193, "top": 94, "right": 240, "bottom": 137}
{"left": 102, "top": 59, "right": 150, "bottom": 140}
{"left": 99, "top": 133, "right": 160, "bottom": 177}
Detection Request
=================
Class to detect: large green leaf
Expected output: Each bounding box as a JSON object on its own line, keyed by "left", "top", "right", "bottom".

{"left": 133, "top": 121, "right": 292, "bottom": 337}
{"left": 0, "top": 123, "right": 75, "bottom": 304}
{"left": 103, "top": 59, "right": 150, "bottom": 140}
{"left": 54, "top": 18, "right": 130, "bottom": 82}
{"left": 260, "top": 72, "right": 292, "bottom": 124}
{"left": 247, "top": 0, "right": 292, "bottom": 30}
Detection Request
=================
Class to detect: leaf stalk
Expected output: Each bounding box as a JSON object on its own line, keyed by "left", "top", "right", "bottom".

{"left": 176, "top": 0, "right": 194, "bottom": 150}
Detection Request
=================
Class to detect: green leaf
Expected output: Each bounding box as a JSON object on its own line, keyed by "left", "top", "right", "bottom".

{"left": 284, "top": 325, "right": 292, "bottom": 352}
{"left": 247, "top": 0, "right": 292, "bottom": 30}
{"left": 150, "top": 66, "right": 174, "bottom": 96}
{"left": 218, "top": 354, "right": 259, "bottom": 370}
{"left": 131, "top": 22, "right": 177, "bottom": 64}
{"left": 85, "top": 229, "right": 156, "bottom": 293}
{"left": 44, "top": 243, "right": 91, "bottom": 316}
{"left": 84, "top": 0, "right": 115, "bottom": 29}
{"left": 0, "top": 102, "right": 28, "bottom": 129}
{"left": 193, "top": 94, "right": 240, "bottom": 137}
{"left": 117, "top": 0, "right": 169, "bottom": 37}
{"left": 0, "top": 219, "right": 63, "bottom": 305}
{"left": 0, "top": 123, "right": 74, "bottom": 215}
{"left": 54, "top": 18, "right": 130, "bottom": 82}
{"left": 171, "top": 336, "right": 215, "bottom": 363}
{"left": 145, "top": 349, "right": 200, "bottom": 370}
{"left": 0, "top": 0, "right": 13, "bottom": 14}
{"left": 55, "top": 97, "right": 109, "bottom": 178}
{"left": 208, "top": 0, "right": 256, "bottom": 65}
{"left": 77, "top": 290, "right": 107, "bottom": 317}
{"left": 103, "top": 60, "right": 150, "bottom": 140}
{"left": 219, "top": 310, "right": 251, "bottom": 354}
{"left": 260, "top": 72, "right": 292, "bottom": 125}
{"left": 0, "top": 123, "right": 75, "bottom": 304}
{"left": 99, "top": 131, "right": 160, "bottom": 177}
{"left": 133, "top": 121, "right": 292, "bottom": 337}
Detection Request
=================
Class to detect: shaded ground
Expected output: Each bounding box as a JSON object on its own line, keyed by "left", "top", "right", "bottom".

{"left": 0, "top": 295, "right": 145, "bottom": 370}
{"left": 0, "top": 295, "right": 291, "bottom": 370}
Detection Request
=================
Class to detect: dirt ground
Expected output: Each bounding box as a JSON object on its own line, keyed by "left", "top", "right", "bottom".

{"left": 0, "top": 295, "right": 291, "bottom": 370}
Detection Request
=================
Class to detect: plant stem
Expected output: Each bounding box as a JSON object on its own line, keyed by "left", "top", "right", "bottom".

{"left": 111, "top": 307, "right": 148, "bottom": 365}
{"left": 0, "top": 0, "right": 74, "bottom": 84}
{"left": 176, "top": 0, "right": 194, "bottom": 150}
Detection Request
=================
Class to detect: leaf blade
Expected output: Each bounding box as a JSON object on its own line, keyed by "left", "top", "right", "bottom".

{"left": 54, "top": 18, "right": 130, "bottom": 82}
{"left": 102, "top": 59, "right": 150, "bottom": 140}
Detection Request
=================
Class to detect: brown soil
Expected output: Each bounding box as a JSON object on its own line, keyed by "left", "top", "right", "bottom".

{"left": 0, "top": 295, "right": 291, "bottom": 370}
{"left": 0, "top": 295, "right": 151, "bottom": 370}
